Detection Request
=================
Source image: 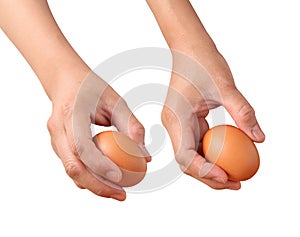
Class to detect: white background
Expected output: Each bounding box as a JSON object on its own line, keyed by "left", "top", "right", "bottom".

{"left": 1, "top": 0, "right": 299, "bottom": 236}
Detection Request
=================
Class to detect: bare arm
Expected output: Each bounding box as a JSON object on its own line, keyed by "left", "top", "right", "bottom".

{"left": 147, "top": 0, "right": 265, "bottom": 189}
{"left": 0, "top": 0, "right": 89, "bottom": 100}
{"left": 0, "top": 0, "right": 147, "bottom": 200}
{"left": 146, "top": 0, "right": 219, "bottom": 67}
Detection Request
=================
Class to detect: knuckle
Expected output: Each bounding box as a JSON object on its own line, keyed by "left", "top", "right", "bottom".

{"left": 47, "top": 102, "right": 74, "bottom": 135}
{"left": 64, "top": 160, "right": 81, "bottom": 180}
{"left": 74, "top": 181, "right": 85, "bottom": 189}
{"left": 70, "top": 139, "right": 81, "bottom": 156}
{"left": 117, "top": 97, "right": 128, "bottom": 107}
{"left": 174, "top": 153, "right": 183, "bottom": 164}
{"left": 238, "top": 103, "right": 255, "bottom": 121}
{"left": 179, "top": 164, "right": 190, "bottom": 175}
{"left": 161, "top": 106, "right": 175, "bottom": 126}
{"left": 113, "top": 97, "right": 128, "bottom": 113}
{"left": 130, "top": 121, "right": 145, "bottom": 136}
{"left": 175, "top": 152, "right": 190, "bottom": 168}
{"left": 70, "top": 139, "right": 88, "bottom": 160}
{"left": 47, "top": 116, "right": 57, "bottom": 135}
{"left": 93, "top": 188, "right": 123, "bottom": 199}
{"left": 92, "top": 187, "right": 107, "bottom": 197}
{"left": 61, "top": 103, "right": 74, "bottom": 118}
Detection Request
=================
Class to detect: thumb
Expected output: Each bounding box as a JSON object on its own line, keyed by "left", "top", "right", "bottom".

{"left": 224, "top": 88, "right": 265, "bottom": 142}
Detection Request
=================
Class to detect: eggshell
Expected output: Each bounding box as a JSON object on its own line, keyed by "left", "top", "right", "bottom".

{"left": 94, "top": 131, "right": 147, "bottom": 187}
{"left": 202, "top": 125, "right": 260, "bottom": 181}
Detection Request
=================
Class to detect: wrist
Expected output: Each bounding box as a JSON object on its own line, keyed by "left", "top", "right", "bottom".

{"left": 46, "top": 64, "right": 91, "bottom": 105}
{"left": 170, "top": 46, "right": 235, "bottom": 93}
{"left": 0, "top": 0, "right": 91, "bottom": 103}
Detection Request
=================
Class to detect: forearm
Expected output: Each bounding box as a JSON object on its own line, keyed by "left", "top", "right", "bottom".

{"left": 147, "top": 0, "right": 233, "bottom": 84}
{"left": 0, "top": 0, "right": 90, "bottom": 101}
{"left": 146, "top": 0, "right": 217, "bottom": 53}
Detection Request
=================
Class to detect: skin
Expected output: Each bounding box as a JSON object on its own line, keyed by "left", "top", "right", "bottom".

{"left": 0, "top": 0, "right": 265, "bottom": 200}
{"left": 0, "top": 0, "right": 150, "bottom": 201}
{"left": 147, "top": 0, "right": 265, "bottom": 189}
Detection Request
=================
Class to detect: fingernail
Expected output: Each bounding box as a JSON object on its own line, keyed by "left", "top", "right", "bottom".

{"left": 251, "top": 125, "right": 265, "bottom": 140}
{"left": 106, "top": 171, "right": 122, "bottom": 183}
{"left": 146, "top": 156, "right": 152, "bottom": 162}
{"left": 212, "top": 177, "right": 226, "bottom": 184}
{"left": 139, "top": 145, "right": 151, "bottom": 162}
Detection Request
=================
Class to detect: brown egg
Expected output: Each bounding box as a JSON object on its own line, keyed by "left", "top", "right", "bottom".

{"left": 94, "top": 131, "right": 147, "bottom": 187}
{"left": 202, "top": 125, "right": 260, "bottom": 181}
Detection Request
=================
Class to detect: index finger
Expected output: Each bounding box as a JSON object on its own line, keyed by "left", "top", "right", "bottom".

{"left": 69, "top": 105, "right": 123, "bottom": 184}
{"left": 162, "top": 99, "right": 231, "bottom": 187}
{"left": 54, "top": 130, "right": 126, "bottom": 200}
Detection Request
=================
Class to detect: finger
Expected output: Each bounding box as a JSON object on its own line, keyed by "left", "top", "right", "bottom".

{"left": 111, "top": 98, "right": 151, "bottom": 162}
{"left": 178, "top": 150, "right": 229, "bottom": 184}
{"left": 162, "top": 88, "right": 238, "bottom": 187}
{"left": 85, "top": 166, "right": 126, "bottom": 190}
{"left": 180, "top": 152, "right": 241, "bottom": 190}
{"left": 199, "top": 177, "right": 241, "bottom": 190}
{"left": 75, "top": 163, "right": 126, "bottom": 201}
{"left": 224, "top": 88, "right": 265, "bottom": 142}
{"left": 198, "top": 117, "right": 209, "bottom": 141}
{"left": 74, "top": 181, "right": 85, "bottom": 189}
{"left": 53, "top": 130, "right": 126, "bottom": 201}
{"left": 67, "top": 73, "right": 124, "bottom": 182}
{"left": 196, "top": 117, "right": 209, "bottom": 155}
{"left": 162, "top": 107, "right": 229, "bottom": 185}
{"left": 69, "top": 107, "right": 123, "bottom": 183}
{"left": 74, "top": 164, "right": 126, "bottom": 201}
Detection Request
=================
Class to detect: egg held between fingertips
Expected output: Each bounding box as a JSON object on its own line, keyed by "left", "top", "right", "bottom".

{"left": 94, "top": 131, "right": 147, "bottom": 187}
{"left": 202, "top": 125, "right": 260, "bottom": 181}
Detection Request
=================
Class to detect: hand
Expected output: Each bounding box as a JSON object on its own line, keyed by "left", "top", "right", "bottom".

{"left": 1, "top": 1, "right": 149, "bottom": 200}
{"left": 47, "top": 72, "right": 149, "bottom": 200}
{"left": 1, "top": 0, "right": 263, "bottom": 195}
{"left": 161, "top": 50, "right": 265, "bottom": 189}
{"left": 147, "top": 0, "right": 264, "bottom": 189}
